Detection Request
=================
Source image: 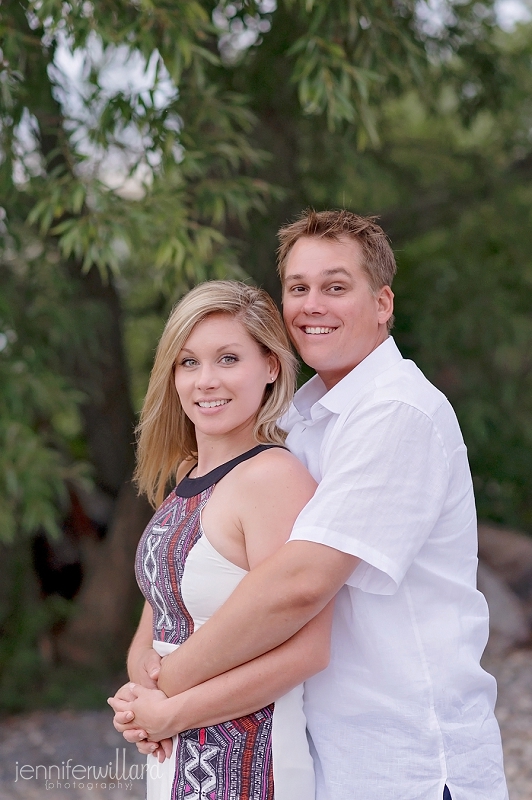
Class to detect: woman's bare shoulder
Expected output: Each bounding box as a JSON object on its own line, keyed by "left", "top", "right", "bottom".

{"left": 231, "top": 447, "right": 316, "bottom": 554}
{"left": 236, "top": 446, "right": 316, "bottom": 493}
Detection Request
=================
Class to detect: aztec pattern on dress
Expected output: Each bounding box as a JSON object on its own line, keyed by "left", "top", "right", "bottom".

{"left": 135, "top": 478, "right": 276, "bottom": 800}
{"left": 135, "top": 486, "right": 214, "bottom": 644}
{"left": 172, "top": 708, "right": 274, "bottom": 800}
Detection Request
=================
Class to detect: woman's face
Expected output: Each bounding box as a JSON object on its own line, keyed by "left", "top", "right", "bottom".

{"left": 174, "top": 314, "right": 279, "bottom": 442}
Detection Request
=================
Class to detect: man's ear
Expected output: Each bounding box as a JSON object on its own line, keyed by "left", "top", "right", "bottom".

{"left": 377, "top": 286, "right": 394, "bottom": 326}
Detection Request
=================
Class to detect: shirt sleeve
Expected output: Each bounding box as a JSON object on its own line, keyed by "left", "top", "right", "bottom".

{"left": 288, "top": 400, "right": 450, "bottom": 595}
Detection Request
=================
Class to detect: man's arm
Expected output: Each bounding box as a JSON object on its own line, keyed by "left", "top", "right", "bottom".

{"left": 158, "top": 541, "right": 358, "bottom": 696}
{"left": 158, "top": 400, "right": 450, "bottom": 697}
{"left": 113, "top": 599, "right": 334, "bottom": 741}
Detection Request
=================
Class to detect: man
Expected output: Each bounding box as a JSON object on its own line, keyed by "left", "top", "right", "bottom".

{"left": 115, "top": 210, "right": 507, "bottom": 799}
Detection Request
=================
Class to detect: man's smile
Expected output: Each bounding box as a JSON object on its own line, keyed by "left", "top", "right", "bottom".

{"left": 302, "top": 326, "right": 338, "bottom": 335}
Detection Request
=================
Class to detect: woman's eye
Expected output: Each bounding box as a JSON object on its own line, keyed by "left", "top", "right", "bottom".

{"left": 220, "top": 355, "right": 237, "bottom": 364}
{"left": 180, "top": 358, "right": 198, "bottom": 367}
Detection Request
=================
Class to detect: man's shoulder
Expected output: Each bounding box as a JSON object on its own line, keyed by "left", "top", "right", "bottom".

{"left": 371, "top": 358, "right": 448, "bottom": 418}
{"left": 344, "top": 358, "right": 465, "bottom": 452}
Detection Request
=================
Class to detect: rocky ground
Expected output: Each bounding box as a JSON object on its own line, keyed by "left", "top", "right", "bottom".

{"left": 484, "top": 648, "right": 532, "bottom": 800}
{"left": 0, "top": 646, "right": 530, "bottom": 799}
{"left": 0, "top": 705, "right": 145, "bottom": 800}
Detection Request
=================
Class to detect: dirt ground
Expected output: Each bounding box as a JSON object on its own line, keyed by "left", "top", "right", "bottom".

{"left": 0, "top": 649, "right": 530, "bottom": 799}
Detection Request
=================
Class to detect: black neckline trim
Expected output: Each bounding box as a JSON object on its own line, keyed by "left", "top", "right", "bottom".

{"left": 175, "top": 444, "right": 286, "bottom": 498}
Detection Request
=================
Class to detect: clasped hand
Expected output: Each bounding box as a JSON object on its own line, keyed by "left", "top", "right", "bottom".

{"left": 108, "top": 649, "right": 173, "bottom": 763}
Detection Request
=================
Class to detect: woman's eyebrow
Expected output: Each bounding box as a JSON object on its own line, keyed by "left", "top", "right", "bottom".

{"left": 179, "top": 342, "right": 243, "bottom": 354}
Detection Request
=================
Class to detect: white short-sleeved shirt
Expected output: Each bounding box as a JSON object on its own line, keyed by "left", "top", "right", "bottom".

{"left": 283, "top": 337, "right": 507, "bottom": 800}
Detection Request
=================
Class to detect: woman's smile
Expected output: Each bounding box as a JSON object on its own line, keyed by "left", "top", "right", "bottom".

{"left": 196, "top": 399, "right": 231, "bottom": 409}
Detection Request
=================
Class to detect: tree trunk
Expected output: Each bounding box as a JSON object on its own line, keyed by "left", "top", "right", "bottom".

{"left": 55, "top": 265, "right": 154, "bottom": 670}
{"left": 17, "top": 6, "right": 151, "bottom": 667}
{"left": 57, "top": 481, "right": 154, "bottom": 669}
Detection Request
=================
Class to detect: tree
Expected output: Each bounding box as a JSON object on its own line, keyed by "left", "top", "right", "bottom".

{"left": 0, "top": 0, "right": 521, "bottom": 687}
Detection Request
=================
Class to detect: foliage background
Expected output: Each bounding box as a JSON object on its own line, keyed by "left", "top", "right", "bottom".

{"left": 1, "top": 0, "right": 532, "bottom": 709}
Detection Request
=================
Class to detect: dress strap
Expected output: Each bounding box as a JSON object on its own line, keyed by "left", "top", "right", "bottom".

{"left": 175, "top": 444, "right": 286, "bottom": 498}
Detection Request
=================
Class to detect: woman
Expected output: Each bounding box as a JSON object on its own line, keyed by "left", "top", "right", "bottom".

{"left": 108, "top": 281, "right": 332, "bottom": 800}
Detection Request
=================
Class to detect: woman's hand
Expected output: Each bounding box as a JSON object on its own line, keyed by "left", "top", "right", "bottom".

{"left": 129, "top": 646, "right": 162, "bottom": 689}
{"left": 136, "top": 737, "right": 173, "bottom": 763}
{"left": 108, "top": 683, "right": 173, "bottom": 762}
{"left": 108, "top": 683, "right": 178, "bottom": 757}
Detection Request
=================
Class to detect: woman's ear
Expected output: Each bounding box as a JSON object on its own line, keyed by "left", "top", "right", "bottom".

{"left": 267, "top": 353, "right": 281, "bottom": 383}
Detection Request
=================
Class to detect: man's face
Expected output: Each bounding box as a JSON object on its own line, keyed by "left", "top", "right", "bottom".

{"left": 282, "top": 236, "right": 394, "bottom": 390}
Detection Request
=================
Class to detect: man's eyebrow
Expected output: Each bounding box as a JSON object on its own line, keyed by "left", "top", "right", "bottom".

{"left": 284, "top": 267, "right": 352, "bottom": 282}
{"left": 323, "top": 267, "right": 351, "bottom": 278}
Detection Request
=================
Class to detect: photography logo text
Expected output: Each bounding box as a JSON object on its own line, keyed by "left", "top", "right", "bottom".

{"left": 14, "top": 748, "right": 163, "bottom": 791}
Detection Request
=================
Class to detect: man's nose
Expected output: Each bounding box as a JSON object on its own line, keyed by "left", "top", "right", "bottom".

{"left": 301, "top": 288, "right": 327, "bottom": 315}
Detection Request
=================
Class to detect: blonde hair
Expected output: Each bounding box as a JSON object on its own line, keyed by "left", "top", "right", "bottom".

{"left": 134, "top": 281, "right": 298, "bottom": 507}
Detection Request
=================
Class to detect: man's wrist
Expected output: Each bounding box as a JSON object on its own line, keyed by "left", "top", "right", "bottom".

{"left": 162, "top": 693, "right": 188, "bottom": 737}
{"left": 141, "top": 696, "right": 177, "bottom": 741}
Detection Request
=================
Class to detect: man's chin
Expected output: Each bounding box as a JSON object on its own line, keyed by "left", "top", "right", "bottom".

{"left": 300, "top": 359, "right": 333, "bottom": 382}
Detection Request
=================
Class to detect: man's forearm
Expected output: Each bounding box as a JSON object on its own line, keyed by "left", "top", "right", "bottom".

{"left": 158, "top": 541, "right": 357, "bottom": 696}
{"left": 159, "top": 603, "right": 333, "bottom": 731}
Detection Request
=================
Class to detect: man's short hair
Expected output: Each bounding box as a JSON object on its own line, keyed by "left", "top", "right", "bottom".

{"left": 277, "top": 209, "right": 397, "bottom": 330}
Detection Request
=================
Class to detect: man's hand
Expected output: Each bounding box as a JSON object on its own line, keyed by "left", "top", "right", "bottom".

{"left": 108, "top": 683, "right": 176, "bottom": 761}
{"left": 109, "top": 682, "right": 150, "bottom": 742}
{"left": 108, "top": 683, "right": 173, "bottom": 762}
{"left": 110, "top": 682, "right": 147, "bottom": 734}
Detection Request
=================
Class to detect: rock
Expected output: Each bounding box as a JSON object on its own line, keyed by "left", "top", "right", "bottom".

{"left": 477, "top": 561, "right": 530, "bottom": 654}
{"left": 477, "top": 523, "right": 532, "bottom": 601}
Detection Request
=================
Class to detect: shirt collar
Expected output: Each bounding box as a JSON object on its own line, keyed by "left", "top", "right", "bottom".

{"left": 293, "top": 337, "right": 403, "bottom": 420}
{"left": 292, "top": 372, "right": 329, "bottom": 420}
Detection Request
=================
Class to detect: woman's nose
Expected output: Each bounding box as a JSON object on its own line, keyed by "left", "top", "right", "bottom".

{"left": 195, "top": 364, "right": 220, "bottom": 390}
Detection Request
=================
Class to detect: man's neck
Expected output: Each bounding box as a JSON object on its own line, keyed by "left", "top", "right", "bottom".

{"left": 317, "top": 334, "right": 390, "bottom": 391}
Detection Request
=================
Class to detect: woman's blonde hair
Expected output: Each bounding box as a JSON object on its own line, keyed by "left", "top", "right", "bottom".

{"left": 134, "top": 281, "right": 298, "bottom": 507}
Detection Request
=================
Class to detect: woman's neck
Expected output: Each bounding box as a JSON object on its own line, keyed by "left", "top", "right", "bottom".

{"left": 194, "top": 430, "right": 259, "bottom": 477}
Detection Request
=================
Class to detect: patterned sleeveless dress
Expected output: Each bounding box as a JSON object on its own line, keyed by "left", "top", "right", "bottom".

{"left": 135, "top": 444, "right": 315, "bottom": 800}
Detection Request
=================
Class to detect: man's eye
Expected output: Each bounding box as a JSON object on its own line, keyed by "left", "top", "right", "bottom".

{"left": 290, "top": 285, "right": 307, "bottom": 293}
{"left": 329, "top": 285, "right": 345, "bottom": 292}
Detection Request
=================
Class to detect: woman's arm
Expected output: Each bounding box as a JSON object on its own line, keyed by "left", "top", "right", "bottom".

{"left": 127, "top": 601, "right": 161, "bottom": 688}
{"left": 114, "top": 599, "right": 333, "bottom": 742}
{"left": 126, "top": 459, "right": 195, "bottom": 688}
